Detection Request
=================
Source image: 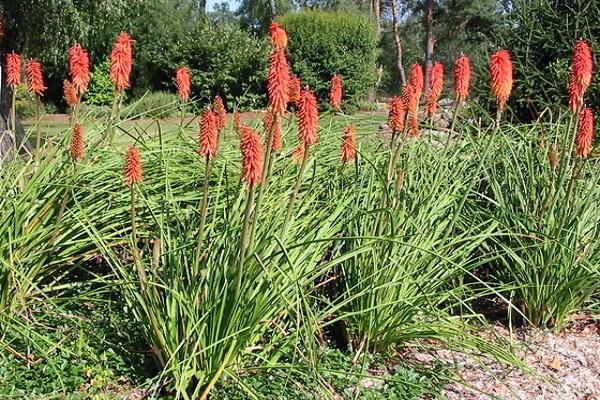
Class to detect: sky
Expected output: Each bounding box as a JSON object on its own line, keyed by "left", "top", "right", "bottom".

{"left": 207, "top": 0, "right": 240, "bottom": 12}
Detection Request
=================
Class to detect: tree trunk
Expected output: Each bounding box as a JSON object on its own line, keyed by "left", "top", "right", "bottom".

{"left": 423, "top": 0, "right": 435, "bottom": 96}
{"left": 196, "top": 0, "right": 207, "bottom": 15}
{"left": 268, "top": 0, "right": 277, "bottom": 20}
{"left": 391, "top": 0, "right": 406, "bottom": 85}
{"left": 373, "top": 0, "right": 381, "bottom": 32}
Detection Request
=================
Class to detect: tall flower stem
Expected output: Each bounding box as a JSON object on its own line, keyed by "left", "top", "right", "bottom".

{"left": 236, "top": 186, "right": 255, "bottom": 306}
{"left": 10, "top": 88, "right": 17, "bottom": 156}
{"left": 130, "top": 184, "right": 147, "bottom": 292}
{"left": 108, "top": 90, "right": 123, "bottom": 145}
{"left": 194, "top": 158, "right": 212, "bottom": 274}
{"left": 35, "top": 96, "right": 43, "bottom": 159}
{"left": 281, "top": 144, "right": 310, "bottom": 239}
{"left": 493, "top": 107, "right": 503, "bottom": 134}
{"left": 247, "top": 114, "right": 278, "bottom": 248}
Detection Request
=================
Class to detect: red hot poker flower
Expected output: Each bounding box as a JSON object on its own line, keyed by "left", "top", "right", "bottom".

{"left": 388, "top": 95, "right": 406, "bottom": 133}
{"left": 297, "top": 88, "right": 319, "bottom": 146}
{"left": 406, "top": 84, "right": 420, "bottom": 137}
{"left": 124, "top": 146, "right": 143, "bottom": 186}
{"left": 289, "top": 74, "right": 301, "bottom": 106}
{"left": 329, "top": 74, "right": 343, "bottom": 111}
{"left": 425, "top": 62, "right": 444, "bottom": 116}
{"left": 267, "top": 49, "right": 290, "bottom": 116}
{"left": 6, "top": 52, "right": 21, "bottom": 88}
{"left": 198, "top": 108, "right": 218, "bottom": 161}
{"left": 26, "top": 59, "right": 46, "bottom": 96}
{"left": 490, "top": 49, "right": 513, "bottom": 112}
{"left": 69, "top": 44, "right": 90, "bottom": 94}
{"left": 111, "top": 32, "right": 134, "bottom": 91}
{"left": 269, "top": 22, "right": 288, "bottom": 50}
{"left": 576, "top": 107, "right": 594, "bottom": 158}
{"left": 64, "top": 80, "right": 79, "bottom": 108}
{"left": 213, "top": 96, "right": 227, "bottom": 130}
{"left": 341, "top": 124, "right": 356, "bottom": 165}
{"left": 233, "top": 111, "right": 243, "bottom": 135}
{"left": 263, "top": 111, "right": 282, "bottom": 152}
{"left": 569, "top": 39, "right": 593, "bottom": 113}
{"left": 176, "top": 67, "right": 191, "bottom": 101}
{"left": 240, "top": 125, "right": 264, "bottom": 187}
{"left": 409, "top": 63, "right": 424, "bottom": 101}
{"left": 70, "top": 124, "right": 85, "bottom": 161}
{"left": 454, "top": 54, "right": 471, "bottom": 102}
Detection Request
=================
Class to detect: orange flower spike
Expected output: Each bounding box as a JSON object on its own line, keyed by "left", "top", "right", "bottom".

{"left": 124, "top": 146, "right": 143, "bottom": 186}
{"left": 63, "top": 80, "right": 79, "bottom": 108}
{"left": 341, "top": 124, "right": 356, "bottom": 165}
{"left": 329, "top": 74, "right": 343, "bottom": 111}
{"left": 406, "top": 84, "right": 420, "bottom": 137}
{"left": 454, "top": 54, "right": 471, "bottom": 102}
{"left": 233, "top": 111, "right": 243, "bottom": 134}
{"left": 388, "top": 95, "right": 406, "bottom": 133}
{"left": 111, "top": 32, "right": 134, "bottom": 91}
{"left": 490, "top": 49, "right": 513, "bottom": 112}
{"left": 297, "top": 88, "right": 319, "bottom": 146}
{"left": 409, "top": 64, "right": 424, "bottom": 100}
{"left": 26, "top": 59, "right": 46, "bottom": 97}
{"left": 69, "top": 44, "right": 90, "bottom": 94}
{"left": 269, "top": 22, "right": 288, "bottom": 50}
{"left": 576, "top": 107, "right": 594, "bottom": 158}
{"left": 198, "top": 108, "right": 218, "bottom": 161}
{"left": 213, "top": 96, "right": 227, "bottom": 130}
{"left": 6, "top": 52, "right": 22, "bottom": 88}
{"left": 425, "top": 62, "right": 444, "bottom": 116}
{"left": 569, "top": 40, "right": 594, "bottom": 113}
{"left": 262, "top": 111, "right": 282, "bottom": 151}
{"left": 267, "top": 49, "right": 290, "bottom": 116}
{"left": 70, "top": 124, "right": 85, "bottom": 161}
{"left": 240, "top": 126, "right": 264, "bottom": 187}
{"left": 175, "top": 67, "right": 191, "bottom": 101}
{"left": 288, "top": 75, "right": 301, "bottom": 106}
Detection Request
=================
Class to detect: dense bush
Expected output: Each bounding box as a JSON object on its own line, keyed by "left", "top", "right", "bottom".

{"left": 494, "top": 0, "right": 600, "bottom": 119}
{"left": 280, "top": 11, "right": 379, "bottom": 108}
{"left": 137, "top": 21, "right": 269, "bottom": 110}
{"left": 84, "top": 59, "right": 116, "bottom": 106}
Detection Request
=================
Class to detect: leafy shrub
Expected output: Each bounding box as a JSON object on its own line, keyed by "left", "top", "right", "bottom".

{"left": 137, "top": 21, "right": 269, "bottom": 110}
{"left": 279, "top": 11, "right": 379, "bottom": 109}
{"left": 15, "top": 86, "right": 56, "bottom": 117}
{"left": 84, "top": 59, "right": 117, "bottom": 107}
{"left": 127, "top": 91, "right": 180, "bottom": 119}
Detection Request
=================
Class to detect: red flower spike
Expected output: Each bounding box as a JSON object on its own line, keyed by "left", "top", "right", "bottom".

{"left": 425, "top": 62, "right": 444, "bottom": 116}
{"left": 269, "top": 22, "right": 288, "bottom": 50}
{"left": 329, "top": 74, "right": 343, "bottom": 111}
{"left": 297, "top": 88, "right": 319, "bottom": 146}
{"left": 569, "top": 40, "right": 594, "bottom": 113}
{"left": 454, "top": 54, "right": 471, "bottom": 103}
{"left": 26, "top": 59, "right": 46, "bottom": 97}
{"left": 69, "top": 44, "right": 90, "bottom": 94}
{"left": 6, "top": 52, "right": 21, "bottom": 88}
{"left": 70, "top": 124, "right": 85, "bottom": 161}
{"left": 409, "top": 64, "right": 424, "bottom": 101}
{"left": 198, "top": 108, "right": 218, "bottom": 161}
{"left": 267, "top": 49, "right": 290, "bottom": 116}
{"left": 124, "top": 146, "right": 143, "bottom": 186}
{"left": 341, "top": 124, "right": 356, "bottom": 165}
{"left": 490, "top": 49, "right": 513, "bottom": 112}
{"left": 110, "top": 32, "right": 134, "bottom": 91}
{"left": 213, "top": 96, "right": 227, "bottom": 130}
{"left": 176, "top": 67, "right": 191, "bottom": 101}
{"left": 240, "top": 125, "right": 264, "bottom": 187}
{"left": 576, "top": 107, "right": 594, "bottom": 158}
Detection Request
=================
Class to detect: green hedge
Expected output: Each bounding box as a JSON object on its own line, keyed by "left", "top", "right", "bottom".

{"left": 279, "top": 11, "right": 379, "bottom": 109}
